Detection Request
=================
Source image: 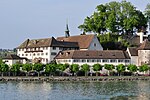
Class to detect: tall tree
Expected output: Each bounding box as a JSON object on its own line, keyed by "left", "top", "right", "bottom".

{"left": 78, "top": 1, "right": 147, "bottom": 35}
{"left": 145, "top": 3, "right": 150, "bottom": 31}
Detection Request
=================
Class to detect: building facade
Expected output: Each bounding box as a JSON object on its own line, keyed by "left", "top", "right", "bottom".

{"left": 17, "top": 34, "right": 102, "bottom": 64}
{"left": 55, "top": 50, "right": 131, "bottom": 66}
{"left": 127, "top": 39, "right": 150, "bottom": 66}
{"left": 2, "top": 54, "right": 27, "bottom": 66}
{"left": 17, "top": 37, "right": 79, "bottom": 64}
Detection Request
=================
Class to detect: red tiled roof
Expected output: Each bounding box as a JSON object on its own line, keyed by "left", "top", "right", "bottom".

{"left": 17, "top": 37, "right": 79, "bottom": 49}
{"left": 57, "top": 34, "right": 95, "bottom": 49}
{"left": 128, "top": 47, "right": 138, "bottom": 56}
{"left": 55, "top": 50, "right": 130, "bottom": 59}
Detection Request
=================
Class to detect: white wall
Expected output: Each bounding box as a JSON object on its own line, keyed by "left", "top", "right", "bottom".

{"left": 56, "top": 59, "right": 131, "bottom": 66}
{"left": 17, "top": 47, "right": 62, "bottom": 64}
{"left": 130, "top": 56, "right": 138, "bottom": 66}
{"left": 3, "top": 59, "right": 23, "bottom": 66}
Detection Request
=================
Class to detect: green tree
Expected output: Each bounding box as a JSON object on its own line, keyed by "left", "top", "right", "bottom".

{"left": 104, "top": 64, "right": 114, "bottom": 75}
{"left": 45, "top": 64, "right": 56, "bottom": 76}
{"left": 116, "top": 64, "right": 126, "bottom": 76}
{"left": 22, "top": 63, "right": 33, "bottom": 76}
{"left": 139, "top": 64, "right": 149, "bottom": 74}
{"left": 93, "top": 64, "right": 103, "bottom": 76}
{"left": 145, "top": 3, "right": 150, "bottom": 31}
{"left": 81, "top": 64, "right": 90, "bottom": 76}
{"left": 70, "top": 64, "right": 79, "bottom": 76}
{"left": 58, "top": 64, "right": 69, "bottom": 71}
{"left": 79, "top": 1, "right": 147, "bottom": 35}
{"left": 33, "top": 63, "right": 44, "bottom": 77}
{"left": 11, "top": 64, "right": 21, "bottom": 76}
{"left": 127, "top": 64, "right": 137, "bottom": 75}
{"left": 0, "top": 63, "right": 9, "bottom": 77}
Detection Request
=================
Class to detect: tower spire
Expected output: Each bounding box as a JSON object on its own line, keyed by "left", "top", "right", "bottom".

{"left": 65, "top": 19, "right": 70, "bottom": 38}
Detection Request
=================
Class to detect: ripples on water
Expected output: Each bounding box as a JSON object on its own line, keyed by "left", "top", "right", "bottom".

{"left": 0, "top": 80, "right": 150, "bottom": 100}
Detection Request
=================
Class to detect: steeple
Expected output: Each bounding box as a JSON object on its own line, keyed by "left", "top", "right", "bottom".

{"left": 65, "top": 20, "right": 70, "bottom": 38}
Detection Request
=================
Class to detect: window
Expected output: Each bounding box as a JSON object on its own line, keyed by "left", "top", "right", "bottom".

{"left": 73, "top": 59, "right": 79, "bottom": 62}
{"left": 41, "top": 53, "right": 44, "bottom": 55}
{"left": 94, "top": 43, "right": 96, "bottom": 47}
{"left": 52, "top": 47, "right": 56, "bottom": 50}
{"left": 110, "top": 59, "right": 116, "bottom": 62}
{"left": 25, "top": 54, "right": 28, "bottom": 56}
{"left": 102, "top": 59, "right": 108, "bottom": 62}
{"left": 37, "top": 53, "right": 40, "bottom": 56}
{"left": 97, "top": 59, "right": 101, "bottom": 62}
{"left": 125, "top": 60, "right": 130, "bottom": 63}
{"left": 33, "top": 53, "right": 35, "bottom": 56}
{"left": 51, "top": 52, "right": 57, "bottom": 55}
{"left": 118, "top": 59, "right": 124, "bottom": 62}
{"left": 22, "top": 54, "right": 24, "bottom": 56}
{"left": 81, "top": 59, "right": 86, "bottom": 62}
{"left": 46, "top": 53, "right": 48, "bottom": 55}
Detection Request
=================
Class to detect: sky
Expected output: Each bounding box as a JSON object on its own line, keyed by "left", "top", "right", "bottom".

{"left": 0, "top": 0, "right": 149, "bottom": 49}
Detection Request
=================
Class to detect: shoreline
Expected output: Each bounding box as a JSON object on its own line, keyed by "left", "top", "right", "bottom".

{"left": 0, "top": 76, "right": 150, "bottom": 82}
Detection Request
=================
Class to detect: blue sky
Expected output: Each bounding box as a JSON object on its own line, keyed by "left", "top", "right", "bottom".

{"left": 0, "top": 0, "right": 149, "bottom": 49}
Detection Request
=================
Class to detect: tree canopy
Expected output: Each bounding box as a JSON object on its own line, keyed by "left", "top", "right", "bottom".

{"left": 78, "top": 0, "right": 147, "bottom": 35}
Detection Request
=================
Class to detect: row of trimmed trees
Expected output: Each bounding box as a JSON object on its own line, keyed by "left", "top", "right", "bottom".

{"left": 0, "top": 62, "right": 149, "bottom": 77}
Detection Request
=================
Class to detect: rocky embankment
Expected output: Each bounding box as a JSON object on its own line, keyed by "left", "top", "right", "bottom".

{"left": 0, "top": 76, "right": 150, "bottom": 82}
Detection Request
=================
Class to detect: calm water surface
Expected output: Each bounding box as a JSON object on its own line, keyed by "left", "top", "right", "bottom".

{"left": 0, "top": 80, "right": 150, "bottom": 100}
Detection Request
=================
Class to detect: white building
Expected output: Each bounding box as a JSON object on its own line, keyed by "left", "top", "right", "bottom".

{"left": 127, "top": 39, "right": 150, "bottom": 66}
{"left": 17, "top": 37, "right": 79, "bottom": 64}
{"left": 17, "top": 32, "right": 103, "bottom": 64}
{"left": 2, "top": 54, "right": 27, "bottom": 66}
{"left": 57, "top": 34, "right": 103, "bottom": 51}
{"left": 55, "top": 50, "right": 131, "bottom": 66}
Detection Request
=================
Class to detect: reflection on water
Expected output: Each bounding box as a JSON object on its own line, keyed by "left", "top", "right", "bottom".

{"left": 0, "top": 80, "right": 150, "bottom": 100}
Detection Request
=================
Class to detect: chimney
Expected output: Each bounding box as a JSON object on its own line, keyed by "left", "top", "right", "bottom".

{"left": 140, "top": 32, "right": 144, "bottom": 43}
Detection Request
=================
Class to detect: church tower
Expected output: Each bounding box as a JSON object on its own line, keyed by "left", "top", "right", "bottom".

{"left": 65, "top": 22, "right": 70, "bottom": 38}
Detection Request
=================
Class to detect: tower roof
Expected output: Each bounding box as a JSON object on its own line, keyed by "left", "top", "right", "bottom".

{"left": 137, "top": 39, "right": 150, "bottom": 50}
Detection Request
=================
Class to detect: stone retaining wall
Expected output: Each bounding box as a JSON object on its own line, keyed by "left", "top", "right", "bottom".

{"left": 0, "top": 76, "right": 150, "bottom": 82}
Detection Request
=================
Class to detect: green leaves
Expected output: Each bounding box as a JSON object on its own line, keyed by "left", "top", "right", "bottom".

{"left": 139, "top": 64, "right": 149, "bottom": 72}
{"left": 0, "top": 63, "right": 9, "bottom": 73}
{"left": 127, "top": 64, "right": 137, "bottom": 72}
{"left": 81, "top": 64, "right": 90, "bottom": 76}
{"left": 93, "top": 64, "right": 102, "bottom": 71}
{"left": 22, "top": 63, "right": 32, "bottom": 72}
{"left": 104, "top": 64, "right": 114, "bottom": 71}
{"left": 71, "top": 64, "right": 79, "bottom": 73}
{"left": 45, "top": 64, "right": 56, "bottom": 74}
{"left": 79, "top": 1, "right": 147, "bottom": 34}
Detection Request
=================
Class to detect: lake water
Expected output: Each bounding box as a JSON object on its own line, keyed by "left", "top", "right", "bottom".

{"left": 0, "top": 80, "right": 150, "bottom": 100}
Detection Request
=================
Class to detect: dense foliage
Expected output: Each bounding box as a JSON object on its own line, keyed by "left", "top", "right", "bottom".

{"left": 79, "top": 0, "right": 148, "bottom": 35}
{"left": 0, "top": 62, "right": 149, "bottom": 76}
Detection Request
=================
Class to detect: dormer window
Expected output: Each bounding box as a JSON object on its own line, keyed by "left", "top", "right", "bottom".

{"left": 94, "top": 43, "right": 96, "bottom": 47}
